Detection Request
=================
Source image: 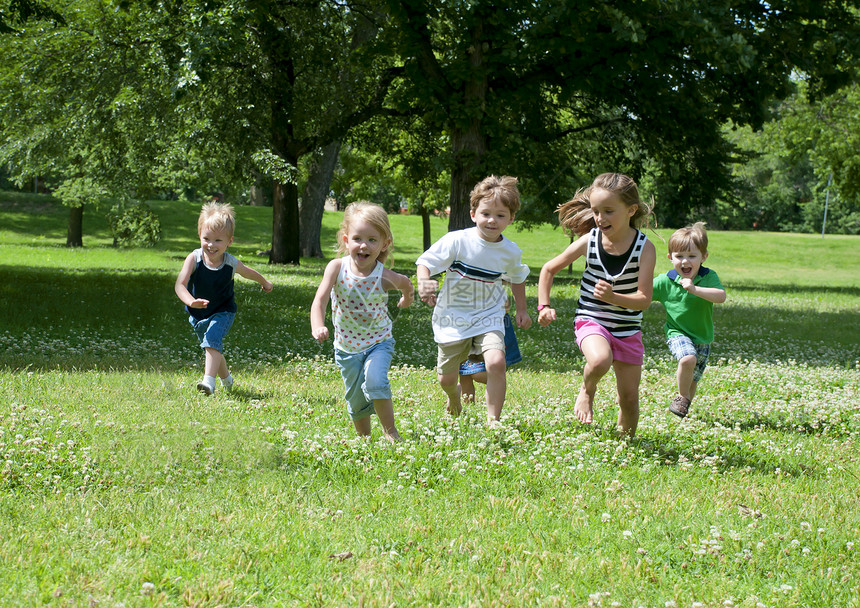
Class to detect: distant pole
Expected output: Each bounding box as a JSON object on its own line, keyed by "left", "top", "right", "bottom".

{"left": 822, "top": 173, "right": 833, "bottom": 238}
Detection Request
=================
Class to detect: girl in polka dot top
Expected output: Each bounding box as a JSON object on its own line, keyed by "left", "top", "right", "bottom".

{"left": 310, "top": 202, "right": 414, "bottom": 442}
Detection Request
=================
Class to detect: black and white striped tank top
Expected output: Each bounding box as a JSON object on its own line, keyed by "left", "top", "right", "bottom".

{"left": 575, "top": 227, "right": 648, "bottom": 337}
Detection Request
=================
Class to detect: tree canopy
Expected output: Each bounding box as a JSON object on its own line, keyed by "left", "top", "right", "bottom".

{"left": 2, "top": 0, "right": 859, "bottom": 252}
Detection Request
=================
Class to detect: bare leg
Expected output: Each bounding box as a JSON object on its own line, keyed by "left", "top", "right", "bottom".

{"left": 353, "top": 416, "right": 372, "bottom": 437}
{"left": 575, "top": 335, "right": 613, "bottom": 424}
{"left": 439, "top": 372, "right": 462, "bottom": 417}
{"left": 676, "top": 355, "right": 697, "bottom": 400}
{"left": 373, "top": 398, "right": 402, "bottom": 442}
{"left": 460, "top": 374, "right": 476, "bottom": 405}
{"left": 204, "top": 347, "right": 229, "bottom": 379}
{"left": 483, "top": 349, "right": 506, "bottom": 422}
{"left": 613, "top": 360, "right": 642, "bottom": 437}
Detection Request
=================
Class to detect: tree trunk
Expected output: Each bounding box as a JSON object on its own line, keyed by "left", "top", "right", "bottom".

{"left": 249, "top": 169, "right": 272, "bottom": 207}
{"left": 419, "top": 199, "right": 432, "bottom": 252}
{"left": 446, "top": 19, "right": 488, "bottom": 232}
{"left": 67, "top": 205, "right": 83, "bottom": 247}
{"left": 270, "top": 160, "right": 301, "bottom": 265}
{"left": 300, "top": 141, "right": 341, "bottom": 258}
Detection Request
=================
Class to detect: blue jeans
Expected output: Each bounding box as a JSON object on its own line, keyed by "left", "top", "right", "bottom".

{"left": 458, "top": 313, "right": 522, "bottom": 375}
{"left": 189, "top": 312, "right": 235, "bottom": 352}
{"left": 334, "top": 339, "right": 395, "bottom": 420}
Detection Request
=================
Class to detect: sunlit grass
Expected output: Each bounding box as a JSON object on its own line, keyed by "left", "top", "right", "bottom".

{"left": 1, "top": 193, "right": 859, "bottom": 606}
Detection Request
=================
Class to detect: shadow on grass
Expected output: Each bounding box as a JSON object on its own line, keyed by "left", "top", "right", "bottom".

{"left": 632, "top": 434, "right": 820, "bottom": 478}
{"left": 0, "top": 263, "right": 858, "bottom": 371}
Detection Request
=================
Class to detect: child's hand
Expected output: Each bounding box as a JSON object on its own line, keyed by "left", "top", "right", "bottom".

{"left": 312, "top": 326, "right": 329, "bottom": 343}
{"left": 397, "top": 291, "right": 413, "bottom": 308}
{"left": 516, "top": 310, "right": 532, "bottom": 330}
{"left": 680, "top": 278, "right": 694, "bottom": 291}
{"left": 538, "top": 307, "right": 556, "bottom": 327}
{"left": 418, "top": 279, "right": 438, "bottom": 306}
{"left": 593, "top": 279, "right": 614, "bottom": 302}
{"left": 261, "top": 280, "right": 274, "bottom": 293}
{"left": 189, "top": 298, "right": 209, "bottom": 309}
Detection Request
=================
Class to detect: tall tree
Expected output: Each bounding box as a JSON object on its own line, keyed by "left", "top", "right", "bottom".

{"left": 382, "top": 0, "right": 860, "bottom": 230}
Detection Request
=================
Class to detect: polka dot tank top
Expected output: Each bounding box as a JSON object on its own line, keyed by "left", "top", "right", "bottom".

{"left": 332, "top": 257, "right": 392, "bottom": 353}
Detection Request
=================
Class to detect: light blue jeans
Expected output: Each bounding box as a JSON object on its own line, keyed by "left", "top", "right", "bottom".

{"left": 334, "top": 339, "right": 395, "bottom": 420}
{"left": 189, "top": 312, "right": 235, "bottom": 352}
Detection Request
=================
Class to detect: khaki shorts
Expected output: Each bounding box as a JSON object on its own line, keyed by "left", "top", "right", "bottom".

{"left": 436, "top": 331, "right": 505, "bottom": 376}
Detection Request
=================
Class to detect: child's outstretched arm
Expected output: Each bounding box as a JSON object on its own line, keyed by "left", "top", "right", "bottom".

{"left": 310, "top": 259, "right": 341, "bottom": 343}
{"left": 235, "top": 261, "right": 274, "bottom": 292}
{"left": 537, "top": 238, "right": 588, "bottom": 326}
{"left": 383, "top": 269, "right": 414, "bottom": 308}
{"left": 510, "top": 281, "right": 532, "bottom": 329}
{"left": 175, "top": 252, "right": 209, "bottom": 309}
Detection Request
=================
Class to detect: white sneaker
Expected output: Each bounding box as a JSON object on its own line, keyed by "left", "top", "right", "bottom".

{"left": 196, "top": 379, "right": 215, "bottom": 395}
{"left": 221, "top": 376, "right": 234, "bottom": 391}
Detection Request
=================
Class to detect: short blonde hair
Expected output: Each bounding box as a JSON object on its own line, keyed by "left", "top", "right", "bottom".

{"left": 668, "top": 222, "right": 709, "bottom": 255}
{"left": 470, "top": 175, "right": 521, "bottom": 214}
{"left": 336, "top": 202, "right": 394, "bottom": 264}
{"left": 198, "top": 202, "right": 235, "bottom": 237}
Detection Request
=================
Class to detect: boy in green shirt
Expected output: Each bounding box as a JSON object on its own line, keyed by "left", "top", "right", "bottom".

{"left": 652, "top": 222, "right": 726, "bottom": 418}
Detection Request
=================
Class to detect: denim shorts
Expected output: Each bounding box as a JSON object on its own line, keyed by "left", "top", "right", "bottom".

{"left": 189, "top": 312, "right": 235, "bottom": 352}
{"left": 334, "top": 338, "right": 395, "bottom": 421}
{"left": 667, "top": 334, "right": 711, "bottom": 382}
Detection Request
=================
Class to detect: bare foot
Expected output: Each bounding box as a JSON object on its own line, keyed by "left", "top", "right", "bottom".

{"left": 574, "top": 387, "right": 594, "bottom": 424}
{"left": 446, "top": 384, "right": 462, "bottom": 417}
{"left": 383, "top": 430, "right": 403, "bottom": 444}
{"left": 486, "top": 417, "right": 502, "bottom": 430}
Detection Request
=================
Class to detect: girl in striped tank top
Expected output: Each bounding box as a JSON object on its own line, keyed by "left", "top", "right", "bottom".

{"left": 537, "top": 173, "right": 656, "bottom": 436}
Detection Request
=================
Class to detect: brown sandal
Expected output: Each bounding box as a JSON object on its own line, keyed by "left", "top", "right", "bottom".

{"left": 669, "top": 395, "right": 691, "bottom": 418}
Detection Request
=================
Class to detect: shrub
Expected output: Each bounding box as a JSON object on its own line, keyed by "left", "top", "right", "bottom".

{"left": 107, "top": 202, "right": 162, "bottom": 247}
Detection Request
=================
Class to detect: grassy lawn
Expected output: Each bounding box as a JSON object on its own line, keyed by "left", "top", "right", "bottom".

{"left": 1, "top": 193, "right": 858, "bottom": 607}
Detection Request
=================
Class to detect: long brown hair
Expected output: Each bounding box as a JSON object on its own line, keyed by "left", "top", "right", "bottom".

{"left": 557, "top": 173, "right": 654, "bottom": 237}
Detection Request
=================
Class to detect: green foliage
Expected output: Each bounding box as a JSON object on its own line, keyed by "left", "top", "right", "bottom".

{"left": 106, "top": 201, "right": 162, "bottom": 248}
{"left": 719, "top": 81, "right": 860, "bottom": 234}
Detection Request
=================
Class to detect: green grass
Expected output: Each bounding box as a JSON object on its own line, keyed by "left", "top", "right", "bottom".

{"left": 1, "top": 194, "right": 859, "bottom": 607}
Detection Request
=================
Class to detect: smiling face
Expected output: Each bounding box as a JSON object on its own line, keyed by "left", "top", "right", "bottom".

{"left": 199, "top": 226, "right": 234, "bottom": 264}
{"left": 669, "top": 245, "right": 707, "bottom": 280}
{"left": 470, "top": 196, "right": 514, "bottom": 242}
{"left": 589, "top": 188, "right": 637, "bottom": 240}
{"left": 343, "top": 218, "right": 389, "bottom": 274}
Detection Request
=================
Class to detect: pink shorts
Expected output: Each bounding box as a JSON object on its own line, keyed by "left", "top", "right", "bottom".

{"left": 574, "top": 319, "right": 644, "bottom": 366}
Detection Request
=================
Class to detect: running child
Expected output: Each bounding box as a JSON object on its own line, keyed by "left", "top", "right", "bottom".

{"left": 310, "top": 202, "right": 413, "bottom": 442}
{"left": 537, "top": 173, "right": 656, "bottom": 436}
{"left": 652, "top": 222, "right": 726, "bottom": 418}
{"left": 175, "top": 202, "right": 274, "bottom": 395}
{"left": 416, "top": 175, "right": 531, "bottom": 424}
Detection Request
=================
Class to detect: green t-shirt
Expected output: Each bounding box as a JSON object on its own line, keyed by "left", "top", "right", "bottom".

{"left": 652, "top": 268, "right": 723, "bottom": 344}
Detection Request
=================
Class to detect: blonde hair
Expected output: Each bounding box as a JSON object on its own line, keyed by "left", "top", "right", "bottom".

{"left": 336, "top": 201, "right": 394, "bottom": 264}
{"left": 557, "top": 173, "right": 654, "bottom": 237}
{"left": 198, "top": 202, "right": 235, "bottom": 237}
{"left": 470, "top": 175, "right": 521, "bottom": 214}
{"left": 668, "top": 221, "right": 709, "bottom": 255}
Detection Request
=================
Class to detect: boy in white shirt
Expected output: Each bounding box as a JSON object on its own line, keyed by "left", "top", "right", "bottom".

{"left": 416, "top": 175, "right": 532, "bottom": 424}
